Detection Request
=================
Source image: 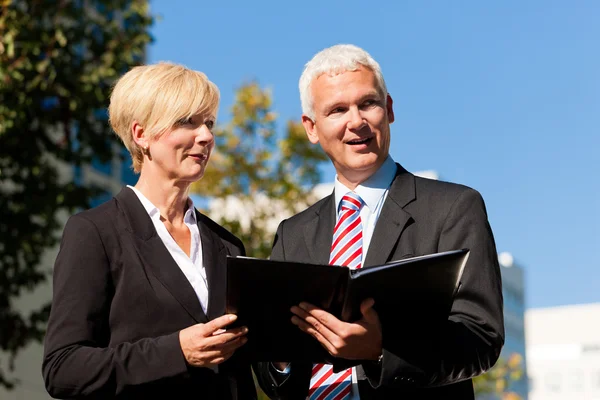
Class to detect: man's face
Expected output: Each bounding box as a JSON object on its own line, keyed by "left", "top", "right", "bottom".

{"left": 302, "top": 66, "right": 394, "bottom": 189}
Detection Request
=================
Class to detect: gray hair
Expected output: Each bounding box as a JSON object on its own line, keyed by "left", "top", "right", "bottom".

{"left": 299, "top": 44, "right": 388, "bottom": 120}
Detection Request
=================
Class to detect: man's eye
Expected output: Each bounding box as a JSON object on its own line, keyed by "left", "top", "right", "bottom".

{"left": 361, "top": 99, "right": 377, "bottom": 108}
{"left": 330, "top": 107, "right": 346, "bottom": 114}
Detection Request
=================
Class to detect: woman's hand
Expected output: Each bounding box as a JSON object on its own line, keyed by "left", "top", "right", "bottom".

{"left": 179, "top": 314, "right": 248, "bottom": 368}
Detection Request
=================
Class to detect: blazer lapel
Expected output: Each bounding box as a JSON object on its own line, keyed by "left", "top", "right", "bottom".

{"left": 197, "top": 213, "right": 227, "bottom": 321}
{"left": 115, "top": 188, "right": 208, "bottom": 323}
{"left": 363, "top": 164, "right": 416, "bottom": 267}
{"left": 303, "top": 194, "right": 336, "bottom": 265}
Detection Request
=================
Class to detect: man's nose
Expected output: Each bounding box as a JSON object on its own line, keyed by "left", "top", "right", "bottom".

{"left": 347, "top": 107, "right": 366, "bottom": 130}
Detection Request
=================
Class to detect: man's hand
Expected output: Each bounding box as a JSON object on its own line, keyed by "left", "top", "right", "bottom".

{"left": 290, "top": 298, "right": 382, "bottom": 360}
{"left": 179, "top": 314, "right": 248, "bottom": 368}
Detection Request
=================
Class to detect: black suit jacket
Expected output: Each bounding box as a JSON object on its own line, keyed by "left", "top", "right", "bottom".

{"left": 42, "top": 188, "right": 257, "bottom": 399}
{"left": 255, "top": 164, "right": 504, "bottom": 400}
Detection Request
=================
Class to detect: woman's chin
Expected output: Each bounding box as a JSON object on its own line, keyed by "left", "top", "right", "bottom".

{"left": 184, "top": 170, "right": 206, "bottom": 183}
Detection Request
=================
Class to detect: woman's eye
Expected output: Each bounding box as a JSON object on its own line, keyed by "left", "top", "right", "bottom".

{"left": 205, "top": 120, "right": 215, "bottom": 129}
{"left": 176, "top": 116, "right": 194, "bottom": 126}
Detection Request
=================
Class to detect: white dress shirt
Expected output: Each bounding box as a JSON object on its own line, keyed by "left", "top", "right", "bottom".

{"left": 127, "top": 186, "right": 209, "bottom": 314}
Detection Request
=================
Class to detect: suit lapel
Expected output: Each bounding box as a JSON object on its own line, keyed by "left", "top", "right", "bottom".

{"left": 115, "top": 188, "right": 208, "bottom": 323}
{"left": 303, "top": 194, "right": 336, "bottom": 265}
{"left": 364, "top": 164, "right": 416, "bottom": 267}
{"left": 197, "top": 213, "right": 227, "bottom": 321}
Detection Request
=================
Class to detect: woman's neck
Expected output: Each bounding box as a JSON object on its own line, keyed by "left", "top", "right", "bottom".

{"left": 134, "top": 170, "right": 190, "bottom": 225}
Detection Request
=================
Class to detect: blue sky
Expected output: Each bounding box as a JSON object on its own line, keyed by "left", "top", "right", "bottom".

{"left": 148, "top": 1, "right": 599, "bottom": 310}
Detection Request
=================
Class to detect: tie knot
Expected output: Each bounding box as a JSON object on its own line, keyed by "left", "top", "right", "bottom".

{"left": 340, "top": 192, "right": 364, "bottom": 213}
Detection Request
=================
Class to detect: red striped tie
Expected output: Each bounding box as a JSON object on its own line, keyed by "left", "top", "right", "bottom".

{"left": 309, "top": 192, "right": 364, "bottom": 400}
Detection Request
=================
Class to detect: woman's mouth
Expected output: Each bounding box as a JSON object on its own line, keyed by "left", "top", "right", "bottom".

{"left": 189, "top": 153, "right": 208, "bottom": 161}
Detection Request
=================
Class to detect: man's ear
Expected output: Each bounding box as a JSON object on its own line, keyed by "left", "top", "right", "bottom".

{"left": 131, "top": 121, "right": 149, "bottom": 149}
{"left": 301, "top": 115, "right": 319, "bottom": 144}
{"left": 386, "top": 94, "right": 395, "bottom": 124}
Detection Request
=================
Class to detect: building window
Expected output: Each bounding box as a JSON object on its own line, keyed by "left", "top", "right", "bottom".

{"left": 91, "top": 137, "right": 113, "bottom": 177}
{"left": 545, "top": 371, "right": 561, "bottom": 393}
{"left": 89, "top": 188, "right": 112, "bottom": 208}
{"left": 120, "top": 147, "right": 138, "bottom": 185}
{"left": 593, "top": 370, "right": 600, "bottom": 390}
{"left": 91, "top": 155, "right": 113, "bottom": 176}
{"left": 567, "top": 370, "right": 584, "bottom": 392}
{"left": 528, "top": 375, "right": 535, "bottom": 393}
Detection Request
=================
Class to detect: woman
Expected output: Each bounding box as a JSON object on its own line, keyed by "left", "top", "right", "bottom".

{"left": 42, "top": 63, "right": 256, "bottom": 399}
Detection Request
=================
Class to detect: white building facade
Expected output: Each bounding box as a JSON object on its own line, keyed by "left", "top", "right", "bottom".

{"left": 526, "top": 303, "right": 600, "bottom": 400}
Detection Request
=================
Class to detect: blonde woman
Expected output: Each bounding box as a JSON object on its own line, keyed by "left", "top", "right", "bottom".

{"left": 43, "top": 63, "right": 256, "bottom": 399}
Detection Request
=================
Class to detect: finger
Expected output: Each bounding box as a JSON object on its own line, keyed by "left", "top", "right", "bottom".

{"left": 291, "top": 315, "right": 337, "bottom": 356}
{"left": 360, "top": 298, "right": 379, "bottom": 325}
{"left": 295, "top": 303, "right": 346, "bottom": 337}
{"left": 201, "top": 314, "right": 238, "bottom": 336}
{"left": 207, "top": 335, "right": 248, "bottom": 359}
{"left": 212, "top": 326, "right": 247, "bottom": 337}
{"left": 203, "top": 327, "right": 248, "bottom": 349}
{"left": 219, "top": 335, "right": 248, "bottom": 353}
{"left": 190, "top": 336, "right": 247, "bottom": 367}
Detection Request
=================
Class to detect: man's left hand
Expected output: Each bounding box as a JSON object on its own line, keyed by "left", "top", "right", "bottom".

{"left": 290, "top": 298, "right": 382, "bottom": 360}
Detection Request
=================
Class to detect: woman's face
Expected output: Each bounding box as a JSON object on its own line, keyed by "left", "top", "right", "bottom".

{"left": 146, "top": 112, "right": 216, "bottom": 183}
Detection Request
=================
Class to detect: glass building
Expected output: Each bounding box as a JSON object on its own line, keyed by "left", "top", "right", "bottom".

{"left": 497, "top": 252, "right": 528, "bottom": 399}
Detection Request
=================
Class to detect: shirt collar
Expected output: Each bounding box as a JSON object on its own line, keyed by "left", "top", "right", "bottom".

{"left": 333, "top": 156, "right": 397, "bottom": 212}
{"left": 127, "top": 185, "right": 197, "bottom": 224}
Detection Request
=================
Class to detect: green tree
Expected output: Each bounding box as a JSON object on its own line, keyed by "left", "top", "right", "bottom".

{"left": 474, "top": 352, "right": 525, "bottom": 400}
{"left": 194, "top": 82, "right": 328, "bottom": 258}
{"left": 0, "top": 0, "right": 153, "bottom": 389}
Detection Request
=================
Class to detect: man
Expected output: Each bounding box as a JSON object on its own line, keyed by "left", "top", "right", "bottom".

{"left": 254, "top": 44, "right": 504, "bottom": 399}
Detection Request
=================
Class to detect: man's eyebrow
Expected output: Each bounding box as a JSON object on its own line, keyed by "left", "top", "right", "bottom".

{"left": 321, "top": 91, "right": 382, "bottom": 110}
{"left": 321, "top": 100, "right": 344, "bottom": 111}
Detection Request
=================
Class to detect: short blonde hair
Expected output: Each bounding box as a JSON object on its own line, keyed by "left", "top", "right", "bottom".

{"left": 109, "top": 62, "right": 220, "bottom": 172}
{"left": 299, "top": 44, "right": 387, "bottom": 120}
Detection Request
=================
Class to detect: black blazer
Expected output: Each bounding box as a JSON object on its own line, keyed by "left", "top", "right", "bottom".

{"left": 42, "top": 187, "right": 257, "bottom": 399}
{"left": 255, "top": 164, "right": 504, "bottom": 400}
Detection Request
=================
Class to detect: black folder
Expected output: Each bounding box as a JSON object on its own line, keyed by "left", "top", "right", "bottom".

{"left": 225, "top": 249, "right": 469, "bottom": 363}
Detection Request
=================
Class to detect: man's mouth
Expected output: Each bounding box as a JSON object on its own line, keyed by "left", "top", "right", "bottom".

{"left": 346, "top": 137, "right": 372, "bottom": 145}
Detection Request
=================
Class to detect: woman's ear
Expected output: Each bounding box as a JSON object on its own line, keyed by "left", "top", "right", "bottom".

{"left": 131, "top": 121, "right": 149, "bottom": 150}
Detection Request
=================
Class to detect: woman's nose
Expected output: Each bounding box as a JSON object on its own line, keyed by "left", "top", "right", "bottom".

{"left": 195, "top": 125, "right": 214, "bottom": 144}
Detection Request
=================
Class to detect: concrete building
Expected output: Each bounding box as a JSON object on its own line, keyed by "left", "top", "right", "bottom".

{"left": 526, "top": 303, "right": 600, "bottom": 400}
